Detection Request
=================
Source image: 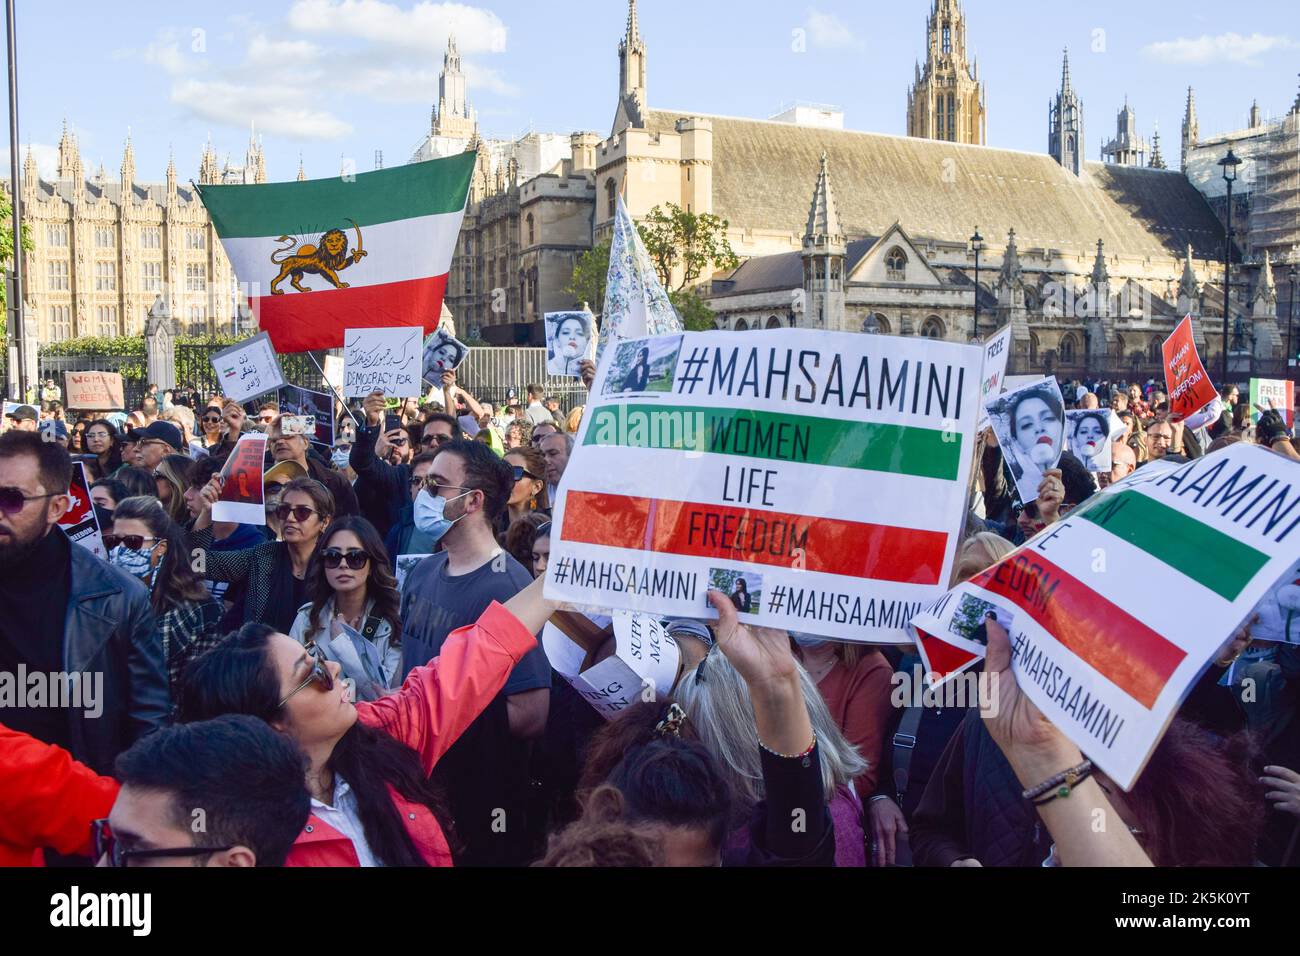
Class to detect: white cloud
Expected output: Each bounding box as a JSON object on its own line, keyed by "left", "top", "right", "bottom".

{"left": 286, "top": 0, "right": 507, "bottom": 56}
{"left": 805, "top": 9, "right": 864, "bottom": 52}
{"left": 2, "top": 143, "right": 59, "bottom": 180}
{"left": 1143, "top": 32, "right": 1295, "bottom": 65}
{"left": 246, "top": 35, "right": 325, "bottom": 70}
{"left": 113, "top": 29, "right": 203, "bottom": 76}
{"left": 171, "top": 78, "right": 353, "bottom": 140}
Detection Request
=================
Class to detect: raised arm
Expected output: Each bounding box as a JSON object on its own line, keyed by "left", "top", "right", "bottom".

{"left": 357, "top": 575, "right": 553, "bottom": 772}
{"left": 981, "top": 618, "right": 1152, "bottom": 867}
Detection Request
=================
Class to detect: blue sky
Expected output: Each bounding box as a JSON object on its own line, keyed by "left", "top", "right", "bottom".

{"left": 10, "top": 0, "right": 1298, "bottom": 183}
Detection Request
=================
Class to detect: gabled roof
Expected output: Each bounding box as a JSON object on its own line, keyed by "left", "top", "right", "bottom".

{"left": 645, "top": 109, "right": 1225, "bottom": 261}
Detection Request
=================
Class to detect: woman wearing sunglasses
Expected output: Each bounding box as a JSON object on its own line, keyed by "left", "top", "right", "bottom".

{"left": 191, "top": 475, "right": 335, "bottom": 633}
{"left": 153, "top": 454, "right": 195, "bottom": 526}
{"left": 501, "top": 446, "right": 549, "bottom": 532}
{"left": 198, "top": 404, "right": 226, "bottom": 452}
{"left": 83, "top": 419, "right": 125, "bottom": 477}
{"left": 178, "top": 574, "right": 555, "bottom": 867}
{"left": 289, "top": 517, "right": 402, "bottom": 691}
{"left": 108, "top": 496, "right": 224, "bottom": 697}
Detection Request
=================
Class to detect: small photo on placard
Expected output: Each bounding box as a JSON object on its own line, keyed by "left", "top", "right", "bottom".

{"left": 947, "top": 594, "right": 1015, "bottom": 648}
{"left": 708, "top": 567, "right": 764, "bottom": 616}
{"left": 422, "top": 328, "right": 469, "bottom": 380}
{"left": 984, "top": 377, "right": 1066, "bottom": 505}
{"left": 545, "top": 311, "right": 597, "bottom": 378}
{"left": 602, "top": 335, "right": 682, "bottom": 397}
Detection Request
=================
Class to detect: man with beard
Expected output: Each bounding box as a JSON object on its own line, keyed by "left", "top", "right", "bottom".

{"left": 0, "top": 431, "right": 168, "bottom": 776}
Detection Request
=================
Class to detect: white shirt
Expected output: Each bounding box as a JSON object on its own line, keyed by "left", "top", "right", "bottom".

{"left": 312, "top": 776, "right": 380, "bottom": 867}
{"left": 525, "top": 402, "right": 553, "bottom": 428}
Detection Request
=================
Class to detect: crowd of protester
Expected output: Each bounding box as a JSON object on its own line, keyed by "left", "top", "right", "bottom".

{"left": 1, "top": 366, "right": 1298, "bottom": 869}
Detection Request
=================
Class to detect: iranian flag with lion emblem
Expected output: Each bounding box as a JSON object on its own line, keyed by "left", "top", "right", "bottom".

{"left": 197, "top": 152, "right": 475, "bottom": 353}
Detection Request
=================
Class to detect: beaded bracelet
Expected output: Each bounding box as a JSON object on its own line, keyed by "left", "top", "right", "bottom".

{"left": 758, "top": 735, "right": 817, "bottom": 761}
{"left": 1022, "top": 759, "right": 1093, "bottom": 805}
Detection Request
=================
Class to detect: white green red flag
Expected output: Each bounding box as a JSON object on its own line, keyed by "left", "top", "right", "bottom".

{"left": 197, "top": 153, "right": 475, "bottom": 353}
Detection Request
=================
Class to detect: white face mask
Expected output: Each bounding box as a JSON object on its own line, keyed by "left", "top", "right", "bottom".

{"left": 412, "top": 488, "right": 473, "bottom": 543}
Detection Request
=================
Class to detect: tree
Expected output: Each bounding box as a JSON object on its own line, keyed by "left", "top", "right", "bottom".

{"left": 0, "top": 191, "right": 34, "bottom": 339}
{"left": 670, "top": 288, "right": 720, "bottom": 332}
{"left": 566, "top": 238, "right": 611, "bottom": 315}
{"left": 638, "top": 203, "right": 739, "bottom": 293}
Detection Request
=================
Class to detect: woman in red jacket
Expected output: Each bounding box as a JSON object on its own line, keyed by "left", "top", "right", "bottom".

{"left": 178, "top": 575, "right": 551, "bottom": 866}
{"left": 0, "top": 724, "right": 120, "bottom": 866}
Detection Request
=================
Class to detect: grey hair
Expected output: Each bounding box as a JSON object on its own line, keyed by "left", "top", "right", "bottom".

{"left": 674, "top": 649, "right": 868, "bottom": 811}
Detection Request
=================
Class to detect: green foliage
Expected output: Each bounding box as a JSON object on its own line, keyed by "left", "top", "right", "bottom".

{"left": 38, "top": 332, "right": 243, "bottom": 357}
{"left": 566, "top": 238, "right": 611, "bottom": 315}
{"left": 638, "top": 203, "right": 739, "bottom": 292}
{"left": 670, "top": 288, "right": 720, "bottom": 332}
{"left": 0, "top": 190, "right": 35, "bottom": 334}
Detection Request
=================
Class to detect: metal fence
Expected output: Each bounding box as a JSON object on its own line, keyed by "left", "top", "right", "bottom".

{"left": 455, "top": 347, "right": 590, "bottom": 410}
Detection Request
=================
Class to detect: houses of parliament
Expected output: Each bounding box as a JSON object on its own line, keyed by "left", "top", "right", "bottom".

{"left": 4, "top": 0, "right": 1299, "bottom": 378}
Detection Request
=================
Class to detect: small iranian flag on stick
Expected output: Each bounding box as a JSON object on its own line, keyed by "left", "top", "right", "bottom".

{"left": 197, "top": 153, "right": 475, "bottom": 353}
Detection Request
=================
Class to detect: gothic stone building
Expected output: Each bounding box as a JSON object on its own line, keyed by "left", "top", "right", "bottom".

{"left": 598, "top": 1, "right": 1286, "bottom": 376}
{"left": 3, "top": 124, "right": 268, "bottom": 344}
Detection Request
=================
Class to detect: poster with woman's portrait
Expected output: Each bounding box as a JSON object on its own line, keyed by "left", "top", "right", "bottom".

{"left": 984, "top": 377, "right": 1066, "bottom": 505}
{"left": 545, "top": 311, "right": 597, "bottom": 378}
{"left": 422, "top": 328, "right": 469, "bottom": 381}
{"left": 1065, "top": 409, "right": 1124, "bottom": 474}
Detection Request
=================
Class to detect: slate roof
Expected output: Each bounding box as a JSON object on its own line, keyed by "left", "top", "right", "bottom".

{"left": 646, "top": 109, "right": 1226, "bottom": 261}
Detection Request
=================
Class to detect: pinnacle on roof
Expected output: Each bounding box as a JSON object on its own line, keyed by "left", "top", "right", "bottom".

{"left": 627, "top": 0, "right": 641, "bottom": 44}
{"left": 804, "top": 151, "right": 843, "bottom": 241}
{"left": 1060, "top": 48, "right": 1071, "bottom": 94}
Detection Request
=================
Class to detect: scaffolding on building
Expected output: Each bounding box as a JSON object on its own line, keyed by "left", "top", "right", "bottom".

{"left": 1252, "top": 111, "right": 1300, "bottom": 266}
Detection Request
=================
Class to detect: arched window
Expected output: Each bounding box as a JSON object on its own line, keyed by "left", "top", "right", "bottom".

{"left": 942, "top": 25, "right": 951, "bottom": 54}
{"left": 885, "top": 247, "right": 907, "bottom": 282}
{"left": 766, "top": 316, "right": 782, "bottom": 330}
{"left": 1148, "top": 338, "right": 1163, "bottom": 364}
{"left": 1029, "top": 332, "right": 1040, "bottom": 364}
{"left": 526, "top": 214, "right": 535, "bottom": 246}
{"left": 1059, "top": 333, "right": 1077, "bottom": 364}
{"left": 921, "top": 316, "right": 945, "bottom": 339}
{"left": 605, "top": 179, "right": 617, "bottom": 218}
{"left": 863, "top": 313, "right": 890, "bottom": 335}
{"left": 735, "top": 318, "right": 749, "bottom": 331}
{"left": 1066, "top": 134, "right": 1075, "bottom": 153}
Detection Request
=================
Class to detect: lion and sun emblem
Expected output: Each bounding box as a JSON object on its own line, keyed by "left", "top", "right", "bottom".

{"left": 269, "top": 219, "right": 368, "bottom": 294}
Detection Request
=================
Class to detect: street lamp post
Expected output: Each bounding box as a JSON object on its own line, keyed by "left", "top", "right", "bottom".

{"left": 970, "top": 228, "right": 984, "bottom": 337}
{"left": 1219, "top": 147, "right": 1241, "bottom": 386}
{"left": 1290, "top": 265, "right": 1298, "bottom": 377}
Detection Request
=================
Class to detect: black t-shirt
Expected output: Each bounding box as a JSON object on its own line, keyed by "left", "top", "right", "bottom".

{"left": 399, "top": 550, "right": 549, "bottom": 866}
{"left": 0, "top": 528, "right": 73, "bottom": 750}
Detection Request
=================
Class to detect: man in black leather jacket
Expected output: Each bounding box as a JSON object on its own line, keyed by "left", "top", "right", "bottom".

{"left": 0, "top": 430, "right": 168, "bottom": 775}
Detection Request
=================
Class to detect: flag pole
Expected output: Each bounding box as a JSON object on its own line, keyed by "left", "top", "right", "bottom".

{"left": 305, "top": 351, "right": 361, "bottom": 428}
{"left": 6, "top": 0, "right": 26, "bottom": 401}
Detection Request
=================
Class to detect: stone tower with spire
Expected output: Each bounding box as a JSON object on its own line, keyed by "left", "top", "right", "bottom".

{"left": 1181, "top": 87, "right": 1199, "bottom": 169}
{"left": 198, "top": 135, "right": 220, "bottom": 185}
{"left": 1087, "top": 239, "right": 1113, "bottom": 361}
{"left": 120, "top": 132, "right": 136, "bottom": 196}
{"left": 800, "top": 153, "right": 847, "bottom": 331}
{"left": 432, "top": 34, "right": 477, "bottom": 139}
{"left": 613, "top": 0, "right": 647, "bottom": 133}
{"left": 1149, "top": 124, "right": 1166, "bottom": 169}
{"left": 1101, "top": 100, "right": 1148, "bottom": 166}
{"left": 907, "top": 0, "right": 986, "bottom": 144}
{"left": 1048, "top": 48, "right": 1083, "bottom": 176}
{"left": 243, "top": 124, "right": 266, "bottom": 184}
{"left": 1251, "top": 249, "right": 1282, "bottom": 359}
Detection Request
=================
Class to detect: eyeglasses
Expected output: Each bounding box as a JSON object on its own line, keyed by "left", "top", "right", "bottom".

{"left": 409, "top": 475, "right": 429, "bottom": 490}
{"left": 0, "top": 487, "right": 59, "bottom": 517}
{"left": 389, "top": 437, "right": 409, "bottom": 448}
{"left": 278, "top": 643, "right": 334, "bottom": 708}
{"left": 92, "top": 819, "right": 233, "bottom": 868}
{"left": 201, "top": 416, "right": 222, "bottom": 425}
{"left": 275, "top": 504, "right": 320, "bottom": 523}
{"left": 322, "top": 548, "right": 370, "bottom": 571}
{"left": 511, "top": 465, "right": 541, "bottom": 482}
{"left": 103, "top": 534, "right": 162, "bottom": 551}
{"left": 420, "top": 433, "right": 453, "bottom": 447}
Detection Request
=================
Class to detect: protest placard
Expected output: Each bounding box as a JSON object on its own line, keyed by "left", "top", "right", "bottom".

{"left": 984, "top": 377, "right": 1065, "bottom": 505}
{"left": 343, "top": 327, "right": 422, "bottom": 398}
{"left": 1247, "top": 558, "right": 1300, "bottom": 644}
{"left": 1162, "top": 315, "right": 1217, "bottom": 421}
{"left": 422, "top": 328, "right": 468, "bottom": 381}
{"left": 280, "top": 385, "right": 335, "bottom": 449}
{"left": 212, "top": 333, "right": 285, "bottom": 404}
{"left": 976, "top": 325, "right": 1012, "bottom": 432}
{"left": 1250, "top": 378, "right": 1294, "bottom": 428}
{"left": 910, "top": 444, "right": 1300, "bottom": 789}
{"left": 545, "top": 311, "right": 597, "bottom": 378}
{"left": 57, "top": 462, "right": 106, "bottom": 559}
{"left": 544, "top": 328, "right": 983, "bottom": 643}
{"left": 213, "top": 434, "right": 267, "bottom": 525}
{"left": 542, "top": 611, "right": 680, "bottom": 720}
{"left": 1065, "top": 408, "right": 1123, "bottom": 474}
{"left": 63, "top": 371, "right": 125, "bottom": 411}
